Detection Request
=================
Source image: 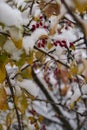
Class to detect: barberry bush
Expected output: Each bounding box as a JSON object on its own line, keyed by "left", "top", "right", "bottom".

{"left": 0, "top": 0, "right": 87, "bottom": 130}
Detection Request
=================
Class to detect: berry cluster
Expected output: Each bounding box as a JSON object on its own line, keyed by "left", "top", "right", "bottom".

{"left": 31, "top": 15, "right": 48, "bottom": 31}
{"left": 37, "top": 38, "right": 47, "bottom": 48}
{"left": 53, "top": 40, "right": 67, "bottom": 48}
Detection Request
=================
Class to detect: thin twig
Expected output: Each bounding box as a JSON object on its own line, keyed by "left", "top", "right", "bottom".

{"left": 29, "top": 0, "right": 34, "bottom": 15}
{"left": 0, "top": 31, "right": 10, "bottom": 37}
{"left": 6, "top": 72, "right": 22, "bottom": 130}
{"left": 34, "top": 45, "right": 70, "bottom": 68}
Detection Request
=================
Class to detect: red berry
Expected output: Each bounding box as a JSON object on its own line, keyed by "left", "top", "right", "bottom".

{"left": 42, "top": 39, "right": 45, "bottom": 44}
{"left": 54, "top": 42, "right": 57, "bottom": 46}
{"left": 39, "top": 21, "right": 43, "bottom": 26}
{"left": 32, "top": 24, "right": 36, "bottom": 30}
{"left": 36, "top": 23, "right": 39, "bottom": 28}
{"left": 43, "top": 25, "right": 47, "bottom": 29}
{"left": 40, "top": 16, "right": 43, "bottom": 19}
{"left": 61, "top": 40, "right": 66, "bottom": 44}
{"left": 38, "top": 42, "right": 41, "bottom": 48}
{"left": 41, "top": 43, "right": 45, "bottom": 47}
{"left": 56, "top": 40, "right": 61, "bottom": 45}
{"left": 70, "top": 42, "right": 74, "bottom": 47}
{"left": 65, "top": 26, "right": 68, "bottom": 30}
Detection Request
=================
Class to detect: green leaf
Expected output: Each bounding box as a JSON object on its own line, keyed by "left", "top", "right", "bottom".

{"left": 0, "top": 51, "right": 8, "bottom": 65}
{"left": 0, "top": 34, "right": 7, "bottom": 48}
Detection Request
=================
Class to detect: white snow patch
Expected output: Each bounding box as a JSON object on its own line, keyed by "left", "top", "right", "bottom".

{"left": 17, "top": 79, "right": 39, "bottom": 97}
{"left": 0, "top": 2, "right": 23, "bottom": 28}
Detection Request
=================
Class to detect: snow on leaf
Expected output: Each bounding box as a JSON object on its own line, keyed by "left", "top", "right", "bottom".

{"left": 3, "top": 39, "right": 23, "bottom": 61}
{"left": 15, "top": 92, "right": 28, "bottom": 114}
{"left": 17, "top": 79, "right": 39, "bottom": 97}
{"left": 0, "top": 2, "right": 23, "bottom": 28}
{"left": 9, "top": 27, "right": 23, "bottom": 49}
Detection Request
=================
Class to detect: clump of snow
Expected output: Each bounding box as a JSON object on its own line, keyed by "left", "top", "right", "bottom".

{"left": 17, "top": 79, "right": 39, "bottom": 97}
{"left": 0, "top": 2, "right": 23, "bottom": 28}
{"left": 32, "top": 3, "right": 41, "bottom": 18}
{"left": 3, "top": 39, "right": 23, "bottom": 61}
{"left": 9, "top": 27, "right": 23, "bottom": 40}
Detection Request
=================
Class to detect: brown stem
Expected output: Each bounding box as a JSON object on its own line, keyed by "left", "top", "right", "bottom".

{"left": 29, "top": 0, "right": 34, "bottom": 15}
{"left": 6, "top": 72, "right": 22, "bottom": 130}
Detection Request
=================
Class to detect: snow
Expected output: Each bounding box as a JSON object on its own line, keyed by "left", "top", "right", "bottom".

{"left": 3, "top": 39, "right": 23, "bottom": 61}
{"left": 17, "top": 79, "right": 39, "bottom": 97}
{"left": 0, "top": 2, "right": 23, "bottom": 28}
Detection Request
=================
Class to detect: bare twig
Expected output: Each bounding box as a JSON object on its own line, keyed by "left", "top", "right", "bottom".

{"left": 6, "top": 72, "right": 22, "bottom": 130}
{"left": 34, "top": 45, "right": 70, "bottom": 68}
{"left": 29, "top": 0, "right": 34, "bottom": 15}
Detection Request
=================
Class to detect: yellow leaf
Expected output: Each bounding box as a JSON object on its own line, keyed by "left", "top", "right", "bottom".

{"left": 35, "top": 122, "right": 39, "bottom": 130}
{"left": 0, "top": 66, "right": 6, "bottom": 83}
{"left": 0, "top": 124, "right": 3, "bottom": 130}
{"left": 29, "top": 116, "right": 36, "bottom": 124}
{"left": 70, "top": 61, "right": 78, "bottom": 76}
{"left": 39, "top": 35, "right": 48, "bottom": 39}
{"left": 35, "top": 50, "right": 45, "bottom": 63}
{"left": 70, "top": 97, "right": 81, "bottom": 109}
{"left": 49, "top": 23, "right": 57, "bottom": 35}
{"left": 73, "top": 0, "right": 87, "bottom": 13}
{"left": 6, "top": 110, "right": 15, "bottom": 128}
{"left": 0, "top": 86, "right": 8, "bottom": 110}
{"left": 21, "top": 67, "right": 33, "bottom": 79}
{"left": 15, "top": 93, "right": 28, "bottom": 114}
{"left": 38, "top": 115, "right": 44, "bottom": 122}
{"left": 6, "top": 113, "right": 12, "bottom": 128}
{"left": 11, "top": 38, "right": 22, "bottom": 49}
{"left": 47, "top": 42, "right": 53, "bottom": 50}
{"left": 27, "top": 50, "right": 34, "bottom": 65}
